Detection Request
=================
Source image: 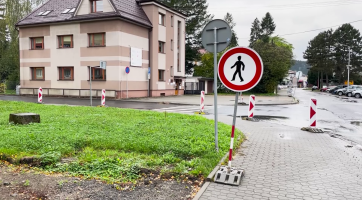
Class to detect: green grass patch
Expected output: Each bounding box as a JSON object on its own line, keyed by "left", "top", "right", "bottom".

{"left": 0, "top": 101, "right": 244, "bottom": 183}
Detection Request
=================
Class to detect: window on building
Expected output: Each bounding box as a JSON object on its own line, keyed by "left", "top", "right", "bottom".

{"left": 159, "top": 13, "right": 165, "bottom": 26}
{"left": 58, "top": 67, "right": 74, "bottom": 80}
{"left": 177, "top": 21, "right": 181, "bottom": 49}
{"left": 31, "top": 37, "right": 44, "bottom": 50}
{"left": 90, "top": 0, "right": 103, "bottom": 13}
{"left": 159, "top": 41, "right": 165, "bottom": 53}
{"left": 41, "top": 10, "right": 52, "bottom": 16}
{"left": 89, "top": 33, "right": 105, "bottom": 47}
{"left": 31, "top": 67, "right": 45, "bottom": 80}
{"left": 58, "top": 35, "right": 73, "bottom": 48}
{"left": 177, "top": 53, "right": 181, "bottom": 72}
{"left": 170, "top": 66, "right": 173, "bottom": 77}
{"left": 171, "top": 16, "right": 173, "bottom": 27}
{"left": 62, "top": 8, "right": 71, "bottom": 14}
{"left": 171, "top": 39, "right": 173, "bottom": 51}
{"left": 90, "top": 67, "right": 106, "bottom": 80}
{"left": 158, "top": 70, "right": 164, "bottom": 81}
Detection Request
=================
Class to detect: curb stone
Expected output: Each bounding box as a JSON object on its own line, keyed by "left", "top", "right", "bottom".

{"left": 194, "top": 135, "right": 242, "bottom": 199}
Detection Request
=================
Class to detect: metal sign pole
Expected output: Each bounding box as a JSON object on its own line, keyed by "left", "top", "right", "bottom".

{"left": 213, "top": 27, "right": 219, "bottom": 152}
{"left": 228, "top": 92, "right": 239, "bottom": 168}
{"left": 127, "top": 74, "right": 128, "bottom": 98}
{"left": 90, "top": 66, "right": 92, "bottom": 106}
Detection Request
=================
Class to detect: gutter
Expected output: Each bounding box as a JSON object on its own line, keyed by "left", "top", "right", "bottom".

{"left": 16, "top": 15, "right": 153, "bottom": 29}
{"left": 148, "top": 28, "right": 152, "bottom": 97}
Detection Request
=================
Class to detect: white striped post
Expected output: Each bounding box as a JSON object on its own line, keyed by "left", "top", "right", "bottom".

{"left": 38, "top": 87, "right": 42, "bottom": 103}
{"left": 200, "top": 91, "right": 205, "bottom": 113}
{"left": 228, "top": 93, "right": 239, "bottom": 168}
{"left": 101, "top": 89, "right": 106, "bottom": 106}
{"left": 310, "top": 98, "right": 317, "bottom": 127}
{"left": 248, "top": 95, "right": 255, "bottom": 118}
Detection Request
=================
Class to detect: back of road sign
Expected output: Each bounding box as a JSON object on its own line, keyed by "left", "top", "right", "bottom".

{"left": 201, "top": 19, "right": 232, "bottom": 53}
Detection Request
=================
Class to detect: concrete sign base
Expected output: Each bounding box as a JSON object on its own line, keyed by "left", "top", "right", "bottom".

{"left": 214, "top": 166, "right": 244, "bottom": 186}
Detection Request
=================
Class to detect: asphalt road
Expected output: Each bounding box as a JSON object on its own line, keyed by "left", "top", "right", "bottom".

{"left": 0, "top": 95, "right": 178, "bottom": 110}
{"left": 210, "top": 89, "right": 362, "bottom": 145}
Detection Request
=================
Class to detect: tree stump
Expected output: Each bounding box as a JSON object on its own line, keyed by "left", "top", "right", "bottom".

{"left": 9, "top": 113, "right": 40, "bottom": 125}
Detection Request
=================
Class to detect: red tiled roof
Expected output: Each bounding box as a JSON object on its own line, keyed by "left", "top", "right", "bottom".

{"left": 16, "top": 0, "right": 152, "bottom": 27}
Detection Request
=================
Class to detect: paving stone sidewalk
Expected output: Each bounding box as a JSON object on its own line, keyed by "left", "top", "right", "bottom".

{"left": 199, "top": 116, "right": 362, "bottom": 200}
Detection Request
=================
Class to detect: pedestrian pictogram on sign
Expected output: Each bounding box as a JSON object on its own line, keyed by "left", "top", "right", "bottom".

{"left": 218, "top": 47, "right": 264, "bottom": 92}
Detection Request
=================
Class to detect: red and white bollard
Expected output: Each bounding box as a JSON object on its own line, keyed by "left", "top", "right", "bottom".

{"left": 310, "top": 98, "right": 317, "bottom": 127}
{"left": 248, "top": 95, "right": 255, "bottom": 118}
{"left": 101, "top": 89, "right": 106, "bottom": 106}
{"left": 200, "top": 91, "right": 205, "bottom": 113}
{"left": 38, "top": 87, "right": 42, "bottom": 103}
{"left": 228, "top": 124, "right": 235, "bottom": 167}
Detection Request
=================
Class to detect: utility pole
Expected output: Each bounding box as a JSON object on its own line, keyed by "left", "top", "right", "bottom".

{"left": 347, "top": 47, "right": 351, "bottom": 92}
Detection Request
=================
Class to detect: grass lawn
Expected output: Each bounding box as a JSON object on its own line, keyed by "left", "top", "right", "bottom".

{"left": 0, "top": 101, "right": 244, "bottom": 183}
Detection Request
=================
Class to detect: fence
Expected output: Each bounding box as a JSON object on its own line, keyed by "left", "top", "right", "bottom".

{"left": 19, "top": 88, "right": 117, "bottom": 98}
{"left": 185, "top": 82, "right": 205, "bottom": 95}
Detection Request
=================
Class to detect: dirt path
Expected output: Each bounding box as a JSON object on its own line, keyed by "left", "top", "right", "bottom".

{"left": 0, "top": 164, "right": 197, "bottom": 200}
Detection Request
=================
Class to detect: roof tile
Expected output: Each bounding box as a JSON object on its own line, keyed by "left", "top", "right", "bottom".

{"left": 16, "top": 0, "right": 152, "bottom": 27}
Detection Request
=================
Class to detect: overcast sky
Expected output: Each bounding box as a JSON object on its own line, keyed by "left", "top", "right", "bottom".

{"left": 206, "top": 0, "right": 362, "bottom": 61}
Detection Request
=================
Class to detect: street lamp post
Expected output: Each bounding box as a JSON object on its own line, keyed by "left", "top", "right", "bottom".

{"left": 347, "top": 47, "right": 352, "bottom": 92}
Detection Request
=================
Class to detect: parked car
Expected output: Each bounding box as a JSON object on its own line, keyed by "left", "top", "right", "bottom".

{"left": 336, "top": 86, "right": 353, "bottom": 96}
{"left": 352, "top": 89, "right": 362, "bottom": 98}
{"left": 326, "top": 86, "right": 336, "bottom": 92}
{"left": 330, "top": 85, "right": 347, "bottom": 94}
{"left": 312, "top": 86, "right": 318, "bottom": 91}
{"left": 320, "top": 88, "right": 328, "bottom": 92}
{"left": 345, "top": 85, "right": 362, "bottom": 97}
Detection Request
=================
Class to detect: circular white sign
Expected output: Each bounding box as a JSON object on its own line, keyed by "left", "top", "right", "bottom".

{"left": 218, "top": 47, "right": 264, "bottom": 92}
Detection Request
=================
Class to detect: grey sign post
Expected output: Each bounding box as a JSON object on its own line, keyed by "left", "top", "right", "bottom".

{"left": 201, "top": 19, "right": 231, "bottom": 151}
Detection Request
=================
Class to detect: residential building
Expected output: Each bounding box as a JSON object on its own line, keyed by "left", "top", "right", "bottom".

{"left": 16, "top": 0, "right": 186, "bottom": 99}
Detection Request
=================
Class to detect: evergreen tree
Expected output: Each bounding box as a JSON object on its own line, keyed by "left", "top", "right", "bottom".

{"left": 223, "top": 12, "right": 238, "bottom": 48}
{"left": 304, "top": 24, "right": 362, "bottom": 85}
{"left": 249, "top": 18, "right": 261, "bottom": 47}
{"left": 0, "top": 0, "right": 45, "bottom": 88}
{"left": 332, "top": 24, "right": 362, "bottom": 83}
{"left": 260, "top": 12, "right": 276, "bottom": 38}
{"left": 159, "top": 0, "right": 213, "bottom": 74}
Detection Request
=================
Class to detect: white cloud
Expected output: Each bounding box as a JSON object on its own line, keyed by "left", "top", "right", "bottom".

{"left": 207, "top": 0, "right": 362, "bottom": 60}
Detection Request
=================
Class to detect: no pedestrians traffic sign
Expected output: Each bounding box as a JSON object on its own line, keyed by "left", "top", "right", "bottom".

{"left": 218, "top": 46, "right": 264, "bottom": 92}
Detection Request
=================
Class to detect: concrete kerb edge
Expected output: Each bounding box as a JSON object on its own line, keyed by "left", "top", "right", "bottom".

{"left": 193, "top": 182, "right": 210, "bottom": 200}
{"left": 194, "top": 134, "right": 243, "bottom": 199}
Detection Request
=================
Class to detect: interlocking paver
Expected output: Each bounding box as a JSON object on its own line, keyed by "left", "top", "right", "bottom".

{"left": 198, "top": 115, "right": 362, "bottom": 200}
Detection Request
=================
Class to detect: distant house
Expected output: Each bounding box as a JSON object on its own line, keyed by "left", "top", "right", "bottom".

{"left": 184, "top": 48, "right": 214, "bottom": 94}
{"left": 16, "top": 0, "right": 187, "bottom": 98}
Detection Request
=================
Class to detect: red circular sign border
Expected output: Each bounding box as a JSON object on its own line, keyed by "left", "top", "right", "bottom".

{"left": 218, "top": 47, "right": 263, "bottom": 92}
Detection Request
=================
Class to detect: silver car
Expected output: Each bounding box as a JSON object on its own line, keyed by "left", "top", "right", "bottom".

{"left": 336, "top": 85, "right": 358, "bottom": 96}
{"left": 345, "top": 85, "right": 362, "bottom": 97}
{"left": 352, "top": 89, "right": 362, "bottom": 98}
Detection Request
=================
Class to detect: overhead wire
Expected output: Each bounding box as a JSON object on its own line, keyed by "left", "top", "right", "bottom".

{"left": 238, "top": 19, "right": 362, "bottom": 40}
{"left": 207, "top": 0, "right": 362, "bottom": 12}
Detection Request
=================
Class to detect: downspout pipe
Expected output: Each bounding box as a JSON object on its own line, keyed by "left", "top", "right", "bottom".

{"left": 148, "top": 28, "right": 151, "bottom": 97}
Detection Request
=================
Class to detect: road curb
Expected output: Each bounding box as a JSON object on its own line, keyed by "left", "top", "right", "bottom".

{"left": 194, "top": 134, "right": 243, "bottom": 199}
{"left": 193, "top": 182, "right": 210, "bottom": 200}
{"left": 121, "top": 101, "right": 299, "bottom": 107}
